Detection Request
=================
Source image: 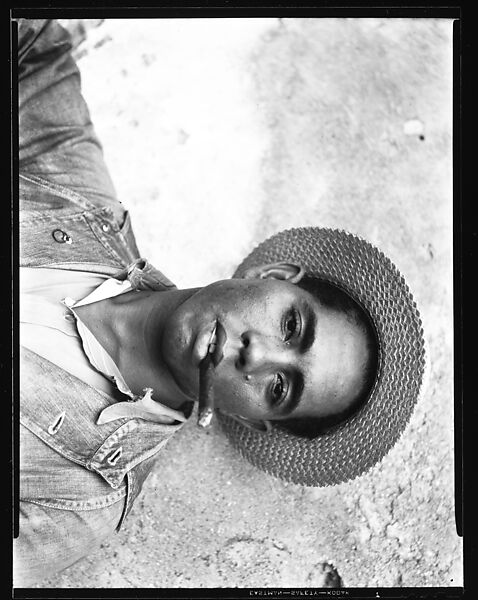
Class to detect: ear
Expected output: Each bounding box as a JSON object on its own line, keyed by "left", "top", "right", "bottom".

{"left": 229, "top": 413, "right": 273, "bottom": 433}
{"left": 241, "top": 261, "right": 305, "bottom": 284}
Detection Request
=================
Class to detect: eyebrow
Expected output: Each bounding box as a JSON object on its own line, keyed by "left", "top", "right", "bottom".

{"left": 279, "top": 370, "right": 304, "bottom": 417}
{"left": 299, "top": 301, "right": 317, "bottom": 355}
{"left": 280, "top": 302, "right": 316, "bottom": 416}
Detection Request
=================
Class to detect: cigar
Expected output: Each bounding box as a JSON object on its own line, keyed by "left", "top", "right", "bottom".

{"left": 197, "top": 353, "right": 215, "bottom": 428}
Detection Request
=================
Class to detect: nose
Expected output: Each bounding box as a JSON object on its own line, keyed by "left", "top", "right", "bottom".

{"left": 237, "top": 330, "right": 287, "bottom": 374}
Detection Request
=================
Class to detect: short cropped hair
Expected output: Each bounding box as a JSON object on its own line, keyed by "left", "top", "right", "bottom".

{"left": 275, "top": 277, "right": 379, "bottom": 440}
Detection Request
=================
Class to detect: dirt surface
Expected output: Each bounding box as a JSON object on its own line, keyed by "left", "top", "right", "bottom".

{"left": 30, "top": 18, "right": 461, "bottom": 589}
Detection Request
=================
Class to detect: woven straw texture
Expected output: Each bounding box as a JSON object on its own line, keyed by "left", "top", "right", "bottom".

{"left": 216, "top": 227, "right": 425, "bottom": 486}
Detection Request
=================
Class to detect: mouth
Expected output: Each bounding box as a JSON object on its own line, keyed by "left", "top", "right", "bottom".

{"left": 207, "top": 320, "right": 227, "bottom": 367}
{"left": 192, "top": 319, "right": 227, "bottom": 368}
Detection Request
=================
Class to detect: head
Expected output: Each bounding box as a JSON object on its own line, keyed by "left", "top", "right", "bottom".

{"left": 159, "top": 261, "right": 378, "bottom": 438}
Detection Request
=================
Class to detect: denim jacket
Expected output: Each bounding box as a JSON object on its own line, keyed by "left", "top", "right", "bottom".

{"left": 20, "top": 171, "right": 187, "bottom": 527}
{"left": 17, "top": 18, "right": 186, "bottom": 536}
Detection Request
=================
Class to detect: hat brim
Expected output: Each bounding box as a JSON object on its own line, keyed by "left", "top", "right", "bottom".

{"left": 216, "top": 227, "right": 426, "bottom": 486}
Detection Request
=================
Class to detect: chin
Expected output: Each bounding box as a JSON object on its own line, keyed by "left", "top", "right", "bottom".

{"left": 166, "top": 364, "right": 197, "bottom": 402}
{"left": 163, "top": 347, "right": 197, "bottom": 401}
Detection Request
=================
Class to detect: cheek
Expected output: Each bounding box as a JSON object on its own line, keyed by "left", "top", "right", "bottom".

{"left": 211, "top": 281, "right": 275, "bottom": 318}
{"left": 214, "top": 376, "right": 248, "bottom": 411}
{"left": 213, "top": 373, "right": 268, "bottom": 418}
{"left": 162, "top": 312, "right": 191, "bottom": 359}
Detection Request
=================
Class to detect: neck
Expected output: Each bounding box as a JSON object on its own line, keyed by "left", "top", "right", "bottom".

{"left": 74, "top": 287, "right": 198, "bottom": 409}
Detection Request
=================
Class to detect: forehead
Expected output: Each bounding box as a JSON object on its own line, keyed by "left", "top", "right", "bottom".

{"left": 197, "top": 277, "right": 306, "bottom": 318}
{"left": 234, "top": 277, "right": 308, "bottom": 305}
{"left": 294, "top": 305, "right": 371, "bottom": 419}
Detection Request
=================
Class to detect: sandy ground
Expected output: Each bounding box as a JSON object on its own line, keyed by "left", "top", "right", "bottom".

{"left": 28, "top": 17, "right": 461, "bottom": 589}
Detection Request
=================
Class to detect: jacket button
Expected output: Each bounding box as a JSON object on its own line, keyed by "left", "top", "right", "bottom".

{"left": 52, "top": 229, "right": 72, "bottom": 244}
{"left": 102, "top": 223, "right": 111, "bottom": 233}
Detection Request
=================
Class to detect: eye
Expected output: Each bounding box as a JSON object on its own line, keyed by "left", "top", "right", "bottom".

{"left": 284, "top": 308, "right": 301, "bottom": 342}
{"left": 270, "top": 373, "right": 288, "bottom": 405}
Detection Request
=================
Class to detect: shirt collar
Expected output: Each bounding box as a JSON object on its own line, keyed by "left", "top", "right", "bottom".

{"left": 63, "top": 260, "right": 187, "bottom": 425}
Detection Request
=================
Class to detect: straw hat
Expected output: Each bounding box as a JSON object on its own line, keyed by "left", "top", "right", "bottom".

{"left": 216, "top": 227, "right": 426, "bottom": 486}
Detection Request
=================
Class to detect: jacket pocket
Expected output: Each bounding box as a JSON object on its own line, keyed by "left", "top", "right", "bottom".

{"left": 20, "top": 209, "right": 126, "bottom": 268}
{"left": 20, "top": 173, "right": 141, "bottom": 268}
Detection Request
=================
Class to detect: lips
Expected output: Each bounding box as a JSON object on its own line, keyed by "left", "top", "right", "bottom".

{"left": 192, "top": 319, "right": 227, "bottom": 367}
{"left": 209, "top": 320, "right": 227, "bottom": 366}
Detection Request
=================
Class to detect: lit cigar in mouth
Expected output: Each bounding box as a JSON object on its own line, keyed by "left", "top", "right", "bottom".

{"left": 197, "top": 353, "right": 214, "bottom": 428}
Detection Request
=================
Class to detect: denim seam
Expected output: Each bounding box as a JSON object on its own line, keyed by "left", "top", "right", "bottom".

{"left": 29, "top": 261, "right": 126, "bottom": 273}
{"left": 20, "top": 211, "right": 88, "bottom": 224}
{"left": 20, "top": 488, "right": 127, "bottom": 511}
{"left": 19, "top": 173, "right": 96, "bottom": 211}
{"left": 19, "top": 206, "right": 109, "bottom": 225}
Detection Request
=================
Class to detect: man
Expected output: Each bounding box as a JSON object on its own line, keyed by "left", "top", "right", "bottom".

{"left": 14, "top": 18, "right": 425, "bottom": 585}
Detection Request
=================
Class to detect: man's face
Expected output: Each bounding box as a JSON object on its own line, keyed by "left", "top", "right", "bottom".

{"left": 159, "top": 272, "right": 370, "bottom": 424}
